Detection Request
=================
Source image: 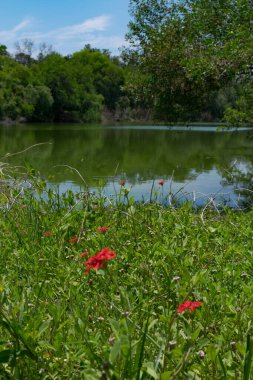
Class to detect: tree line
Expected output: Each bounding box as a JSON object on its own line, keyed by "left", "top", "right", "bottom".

{"left": 0, "top": 43, "right": 127, "bottom": 123}
{"left": 0, "top": 0, "right": 252, "bottom": 125}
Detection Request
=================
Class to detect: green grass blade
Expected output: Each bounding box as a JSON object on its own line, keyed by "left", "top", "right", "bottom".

{"left": 134, "top": 316, "right": 149, "bottom": 380}
{"left": 243, "top": 335, "right": 253, "bottom": 380}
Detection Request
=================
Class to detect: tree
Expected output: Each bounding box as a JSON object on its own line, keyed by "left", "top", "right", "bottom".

{"left": 223, "top": 82, "right": 253, "bottom": 126}
{"left": 24, "top": 85, "right": 54, "bottom": 121}
{"left": 14, "top": 39, "right": 35, "bottom": 66}
{"left": 126, "top": 0, "right": 253, "bottom": 121}
{"left": 0, "top": 56, "right": 53, "bottom": 121}
{"left": 32, "top": 53, "right": 80, "bottom": 121}
{"left": 70, "top": 48, "right": 125, "bottom": 111}
{"left": 0, "top": 45, "right": 9, "bottom": 57}
{"left": 37, "top": 43, "right": 53, "bottom": 62}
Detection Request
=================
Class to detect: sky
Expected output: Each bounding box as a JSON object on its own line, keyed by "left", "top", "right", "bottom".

{"left": 0, "top": 0, "right": 130, "bottom": 56}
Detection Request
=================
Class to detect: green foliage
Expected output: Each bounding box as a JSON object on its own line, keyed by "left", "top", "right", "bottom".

{"left": 0, "top": 45, "right": 9, "bottom": 57}
{"left": 126, "top": 0, "right": 253, "bottom": 121}
{"left": 70, "top": 49, "right": 125, "bottom": 111}
{"left": 24, "top": 85, "right": 54, "bottom": 122}
{"left": 33, "top": 52, "right": 81, "bottom": 122}
{"left": 0, "top": 46, "right": 125, "bottom": 123}
{"left": 0, "top": 55, "right": 50, "bottom": 121}
{"left": 223, "top": 83, "right": 253, "bottom": 126}
{"left": 0, "top": 168, "right": 253, "bottom": 378}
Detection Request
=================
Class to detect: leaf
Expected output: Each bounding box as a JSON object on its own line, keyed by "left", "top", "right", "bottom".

{"left": 243, "top": 335, "right": 253, "bottom": 380}
{"left": 0, "top": 349, "right": 14, "bottom": 363}
{"left": 208, "top": 226, "right": 217, "bottom": 233}
{"left": 142, "top": 361, "right": 158, "bottom": 379}
{"left": 110, "top": 340, "right": 121, "bottom": 363}
{"left": 37, "top": 319, "right": 51, "bottom": 337}
{"left": 134, "top": 317, "right": 149, "bottom": 380}
{"left": 109, "top": 319, "right": 120, "bottom": 340}
{"left": 148, "top": 319, "right": 158, "bottom": 332}
{"left": 192, "top": 326, "right": 202, "bottom": 340}
{"left": 161, "top": 371, "right": 172, "bottom": 380}
{"left": 207, "top": 343, "right": 219, "bottom": 362}
{"left": 193, "top": 269, "right": 207, "bottom": 285}
{"left": 218, "top": 353, "right": 227, "bottom": 379}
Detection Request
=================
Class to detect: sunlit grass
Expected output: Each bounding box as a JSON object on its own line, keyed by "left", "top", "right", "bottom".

{"left": 0, "top": 173, "right": 253, "bottom": 379}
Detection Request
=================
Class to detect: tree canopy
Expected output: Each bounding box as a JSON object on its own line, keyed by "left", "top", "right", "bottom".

{"left": 0, "top": 45, "right": 125, "bottom": 123}
{"left": 126, "top": 0, "right": 253, "bottom": 122}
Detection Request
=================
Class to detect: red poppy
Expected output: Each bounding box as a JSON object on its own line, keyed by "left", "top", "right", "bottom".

{"left": 158, "top": 180, "right": 166, "bottom": 186}
{"left": 177, "top": 301, "right": 202, "bottom": 313}
{"left": 84, "top": 247, "right": 116, "bottom": 273}
{"left": 43, "top": 230, "right": 53, "bottom": 236}
{"left": 69, "top": 237, "right": 79, "bottom": 243}
{"left": 96, "top": 226, "right": 110, "bottom": 234}
{"left": 80, "top": 251, "right": 89, "bottom": 258}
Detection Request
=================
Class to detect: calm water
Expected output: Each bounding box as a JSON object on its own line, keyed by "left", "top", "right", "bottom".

{"left": 0, "top": 124, "right": 253, "bottom": 206}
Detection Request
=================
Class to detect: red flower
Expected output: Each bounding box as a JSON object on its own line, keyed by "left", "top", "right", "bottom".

{"left": 69, "top": 237, "right": 79, "bottom": 243}
{"left": 96, "top": 248, "right": 116, "bottom": 261}
{"left": 96, "top": 226, "right": 110, "bottom": 234}
{"left": 158, "top": 180, "right": 166, "bottom": 186}
{"left": 43, "top": 230, "right": 53, "bottom": 236}
{"left": 177, "top": 301, "right": 202, "bottom": 313}
{"left": 80, "top": 251, "right": 89, "bottom": 258}
{"left": 84, "top": 247, "right": 116, "bottom": 273}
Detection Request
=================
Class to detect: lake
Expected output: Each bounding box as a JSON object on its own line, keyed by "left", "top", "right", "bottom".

{"left": 1, "top": 124, "right": 253, "bottom": 206}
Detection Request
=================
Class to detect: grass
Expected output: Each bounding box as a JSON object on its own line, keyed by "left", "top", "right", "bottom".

{"left": 0, "top": 171, "right": 253, "bottom": 379}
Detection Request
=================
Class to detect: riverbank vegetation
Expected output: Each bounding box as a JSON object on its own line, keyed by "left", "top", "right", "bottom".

{"left": 126, "top": 0, "right": 253, "bottom": 125}
{"left": 0, "top": 44, "right": 125, "bottom": 123}
{"left": 0, "top": 169, "right": 253, "bottom": 379}
{"left": 0, "top": 0, "right": 253, "bottom": 125}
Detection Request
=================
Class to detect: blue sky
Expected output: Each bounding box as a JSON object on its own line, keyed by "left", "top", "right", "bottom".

{"left": 0, "top": 0, "right": 130, "bottom": 55}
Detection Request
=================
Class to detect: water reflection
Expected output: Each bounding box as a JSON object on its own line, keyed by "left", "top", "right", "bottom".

{"left": 0, "top": 124, "right": 252, "bottom": 205}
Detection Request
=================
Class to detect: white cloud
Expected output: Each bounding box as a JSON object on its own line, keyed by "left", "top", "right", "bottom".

{"left": 0, "top": 18, "right": 33, "bottom": 41}
{"left": 13, "top": 19, "right": 33, "bottom": 32}
{"left": 0, "top": 15, "right": 126, "bottom": 55}
{"left": 24, "top": 15, "right": 112, "bottom": 41}
{"left": 56, "top": 15, "right": 111, "bottom": 39}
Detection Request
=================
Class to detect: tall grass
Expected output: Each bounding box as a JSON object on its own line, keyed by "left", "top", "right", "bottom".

{"left": 0, "top": 168, "right": 252, "bottom": 379}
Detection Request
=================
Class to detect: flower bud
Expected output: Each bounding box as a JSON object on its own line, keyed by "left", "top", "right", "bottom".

{"left": 198, "top": 350, "right": 205, "bottom": 359}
